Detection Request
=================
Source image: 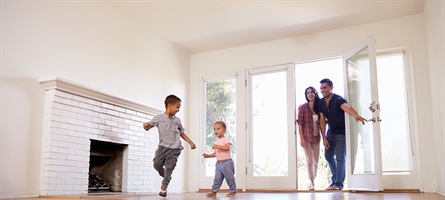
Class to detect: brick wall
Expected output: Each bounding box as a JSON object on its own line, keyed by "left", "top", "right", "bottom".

{"left": 39, "top": 77, "right": 160, "bottom": 196}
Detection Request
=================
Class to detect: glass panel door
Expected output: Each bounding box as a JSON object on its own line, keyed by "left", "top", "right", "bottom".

{"left": 200, "top": 78, "right": 237, "bottom": 189}
{"left": 343, "top": 35, "right": 383, "bottom": 191}
{"left": 252, "top": 72, "right": 287, "bottom": 177}
{"left": 246, "top": 65, "right": 296, "bottom": 189}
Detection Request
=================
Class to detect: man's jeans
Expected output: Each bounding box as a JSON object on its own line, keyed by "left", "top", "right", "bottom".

{"left": 324, "top": 133, "right": 346, "bottom": 189}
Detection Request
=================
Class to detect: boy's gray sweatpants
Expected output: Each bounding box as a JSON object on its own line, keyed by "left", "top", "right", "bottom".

{"left": 153, "top": 145, "right": 182, "bottom": 188}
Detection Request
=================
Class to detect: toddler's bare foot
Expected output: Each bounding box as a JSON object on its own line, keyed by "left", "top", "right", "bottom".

{"left": 206, "top": 192, "right": 217, "bottom": 197}
{"left": 226, "top": 192, "right": 236, "bottom": 197}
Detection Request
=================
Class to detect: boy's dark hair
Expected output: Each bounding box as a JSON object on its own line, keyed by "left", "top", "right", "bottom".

{"left": 164, "top": 94, "right": 181, "bottom": 108}
{"left": 320, "top": 78, "right": 333, "bottom": 87}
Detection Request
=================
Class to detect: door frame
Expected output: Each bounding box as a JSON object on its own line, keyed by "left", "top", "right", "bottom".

{"left": 245, "top": 64, "right": 297, "bottom": 190}
{"left": 376, "top": 47, "right": 422, "bottom": 190}
{"left": 198, "top": 72, "right": 244, "bottom": 191}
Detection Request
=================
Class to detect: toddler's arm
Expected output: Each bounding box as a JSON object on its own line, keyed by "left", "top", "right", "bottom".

{"left": 212, "top": 143, "right": 231, "bottom": 151}
{"left": 202, "top": 152, "right": 216, "bottom": 158}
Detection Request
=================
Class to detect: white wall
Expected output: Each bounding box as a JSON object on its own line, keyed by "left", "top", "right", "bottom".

{"left": 1, "top": 1, "right": 190, "bottom": 198}
{"left": 424, "top": 0, "right": 445, "bottom": 196}
{"left": 2, "top": 1, "right": 443, "bottom": 198}
{"left": 189, "top": 14, "right": 439, "bottom": 192}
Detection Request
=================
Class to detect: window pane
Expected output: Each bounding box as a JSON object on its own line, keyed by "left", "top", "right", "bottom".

{"left": 377, "top": 52, "right": 411, "bottom": 172}
{"left": 347, "top": 47, "right": 376, "bottom": 174}
{"left": 205, "top": 79, "right": 236, "bottom": 176}
{"left": 252, "top": 71, "right": 288, "bottom": 176}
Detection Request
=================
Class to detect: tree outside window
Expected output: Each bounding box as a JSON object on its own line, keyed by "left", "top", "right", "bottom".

{"left": 204, "top": 79, "right": 236, "bottom": 176}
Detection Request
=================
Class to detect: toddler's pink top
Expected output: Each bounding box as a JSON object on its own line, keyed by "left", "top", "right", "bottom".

{"left": 215, "top": 136, "right": 232, "bottom": 161}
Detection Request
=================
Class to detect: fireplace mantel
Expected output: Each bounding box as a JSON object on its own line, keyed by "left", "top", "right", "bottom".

{"left": 39, "top": 76, "right": 162, "bottom": 114}
{"left": 38, "top": 76, "right": 158, "bottom": 196}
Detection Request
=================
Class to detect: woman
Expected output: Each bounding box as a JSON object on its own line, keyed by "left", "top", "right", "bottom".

{"left": 297, "top": 86, "right": 321, "bottom": 190}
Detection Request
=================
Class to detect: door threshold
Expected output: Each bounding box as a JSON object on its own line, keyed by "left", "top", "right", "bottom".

{"left": 198, "top": 189, "right": 421, "bottom": 193}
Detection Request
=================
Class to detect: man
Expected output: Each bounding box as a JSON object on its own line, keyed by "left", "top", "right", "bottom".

{"left": 318, "top": 78, "right": 366, "bottom": 190}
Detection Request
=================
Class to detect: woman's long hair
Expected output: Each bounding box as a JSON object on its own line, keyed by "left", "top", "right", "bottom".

{"left": 304, "top": 86, "right": 320, "bottom": 115}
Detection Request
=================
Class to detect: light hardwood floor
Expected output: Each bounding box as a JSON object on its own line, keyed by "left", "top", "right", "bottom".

{"left": 12, "top": 191, "right": 445, "bottom": 200}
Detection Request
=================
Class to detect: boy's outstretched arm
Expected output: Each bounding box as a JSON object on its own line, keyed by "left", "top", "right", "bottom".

{"left": 181, "top": 133, "right": 196, "bottom": 149}
{"left": 143, "top": 122, "right": 153, "bottom": 131}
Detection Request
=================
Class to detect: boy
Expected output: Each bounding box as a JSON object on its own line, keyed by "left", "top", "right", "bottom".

{"left": 143, "top": 94, "right": 196, "bottom": 197}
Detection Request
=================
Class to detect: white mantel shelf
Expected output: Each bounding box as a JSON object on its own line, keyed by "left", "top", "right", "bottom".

{"left": 38, "top": 76, "right": 162, "bottom": 114}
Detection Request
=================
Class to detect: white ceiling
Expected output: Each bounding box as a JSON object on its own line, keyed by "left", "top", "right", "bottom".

{"left": 105, "top": 0, "right": 424, "bottom": 54}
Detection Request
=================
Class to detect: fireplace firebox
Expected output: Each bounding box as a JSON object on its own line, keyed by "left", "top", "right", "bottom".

{"left": 89, "top": 140, "right": 127, "bottom": 193}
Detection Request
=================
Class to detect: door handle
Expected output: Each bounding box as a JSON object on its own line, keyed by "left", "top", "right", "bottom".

{"left": 367, "top": 117, "right": 382, "bottom": 123}
{"left": 369, "top": 102, "right": 376, "bottom": 112}
{"left": 368, "top": 101, "right": 381, "bottom": 113}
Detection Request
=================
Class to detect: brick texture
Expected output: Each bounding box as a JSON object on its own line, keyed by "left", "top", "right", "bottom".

{"left": 40, "top": 89, "right": 155, "bottom": 195}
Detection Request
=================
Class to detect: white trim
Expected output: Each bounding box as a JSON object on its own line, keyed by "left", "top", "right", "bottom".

{"left": 202, "top": 72, "right": 237, "bottom": 82}
{"left": 294, "top": 56, "right": 342, "bottom": 65}
{"left": 247, "top": 63, "right": 291, "bottom": 75}
{"left": 38, "top": 76, "right": 163, "bottom": 114}
{"left": 402, "top": 45, "right": 424, "bottom": 191}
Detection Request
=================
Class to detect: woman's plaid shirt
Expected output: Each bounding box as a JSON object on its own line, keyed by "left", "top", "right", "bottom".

{"left": 297, "top": 103, "right": 321, "bottom": 143}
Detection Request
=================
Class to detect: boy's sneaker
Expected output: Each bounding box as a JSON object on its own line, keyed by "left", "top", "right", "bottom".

{"left": 159, "top": 190, "right": 167, "bottom": 197}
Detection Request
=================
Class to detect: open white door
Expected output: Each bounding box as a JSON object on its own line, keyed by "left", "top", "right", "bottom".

{"left": 343, "top": 35, "right": 383, "bottom": 191}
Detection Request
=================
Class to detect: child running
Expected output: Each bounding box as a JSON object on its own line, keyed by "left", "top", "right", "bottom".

{"left": 143, "top": 94, "right": 196, "bottom": 197}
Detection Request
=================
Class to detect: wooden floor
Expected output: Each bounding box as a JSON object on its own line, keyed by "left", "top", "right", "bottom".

{"left": 12, "top": 191, "right": 445, "bottom": 200}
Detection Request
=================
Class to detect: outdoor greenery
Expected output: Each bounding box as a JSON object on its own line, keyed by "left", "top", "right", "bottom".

{"left": 205, "top": 79, "right": 236, "bottom": 154}
{"left": 297, "top": 146, "right": 332, "bottom": 189}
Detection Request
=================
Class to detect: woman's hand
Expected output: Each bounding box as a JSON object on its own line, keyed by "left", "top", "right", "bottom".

{"left": 300, "top": 139, "right": 307, "bottom": 149}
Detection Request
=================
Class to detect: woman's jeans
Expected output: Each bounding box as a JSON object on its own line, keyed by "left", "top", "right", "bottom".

{"left": 324, "top": 133, "right": 346, "bottom": 189}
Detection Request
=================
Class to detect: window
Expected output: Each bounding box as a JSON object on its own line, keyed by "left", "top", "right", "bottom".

{"left": 204, "top": 78, "right": 237, "bottom": 176}
{"left": 376, "top": 50, "right": 412, "bottom": 173}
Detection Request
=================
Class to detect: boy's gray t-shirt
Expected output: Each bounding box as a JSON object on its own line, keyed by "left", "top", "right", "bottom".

{"left": 150, "top": 113, "right": 185, "bottom": 149}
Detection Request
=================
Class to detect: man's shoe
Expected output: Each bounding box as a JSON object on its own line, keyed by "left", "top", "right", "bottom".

{"left": 326, "top": 185, "right": 340, "bottom": 190}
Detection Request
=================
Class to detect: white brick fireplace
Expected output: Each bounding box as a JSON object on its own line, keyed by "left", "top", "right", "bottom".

{"left": 38, "top": 77, "right": 162, "bottom": 196}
